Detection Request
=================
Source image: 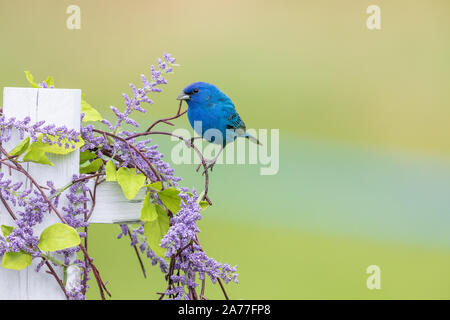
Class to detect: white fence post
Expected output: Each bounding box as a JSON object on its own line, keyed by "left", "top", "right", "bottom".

{"left": 0, "top": 87, "right": 81, "bottom": 299}
{"left": 88, "top": 182, "right": 144, "bottom": 224}
{"left": 0, "top": 87, "right": 144, "bottom": 299}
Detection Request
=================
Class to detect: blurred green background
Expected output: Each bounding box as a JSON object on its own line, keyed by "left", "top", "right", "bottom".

{"left": 1, "top": 0, "right": 450, "bottom": 299}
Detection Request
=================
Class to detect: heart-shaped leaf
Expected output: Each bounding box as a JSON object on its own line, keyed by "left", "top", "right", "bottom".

{"left": 38, "top": 223, "right": 81, "bottom": 252}
{"left": 116, "top": 167, "right": 146, "bottom": 200}
{"left": 1, "top": 251, "right": 32, "bottom": 270}
{"left": 144, "top": 205, "right": 170, "bottom": 257}
{"left": 158, "top": 187, "right": 181, "bottom": 213}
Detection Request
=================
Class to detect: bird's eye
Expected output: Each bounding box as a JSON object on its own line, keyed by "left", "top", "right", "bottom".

{"left": 193, "top": 88, "right": 199, "bottom": 93}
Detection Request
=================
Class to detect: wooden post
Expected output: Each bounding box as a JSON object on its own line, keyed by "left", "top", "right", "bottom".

{"left": 87, "top": 182, "right": 143, "bottom": 224}
{"left": 0, "top": 87, "right": 81, "bottom": 299}
{"left": 0, "top": 87, "right": 144, "bottom": 299}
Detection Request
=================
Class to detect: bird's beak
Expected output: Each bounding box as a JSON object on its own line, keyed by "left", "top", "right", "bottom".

{"left": 177, "top": 93, "right": 190, "bottom": 101}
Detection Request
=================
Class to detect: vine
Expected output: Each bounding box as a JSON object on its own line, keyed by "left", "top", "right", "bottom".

{"left": 0, "top": 53, "right": 238, "bottom": 300}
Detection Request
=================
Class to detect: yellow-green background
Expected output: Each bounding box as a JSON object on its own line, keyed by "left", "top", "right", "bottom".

{"left": 1, "top": 0, "right": 449, "bottom": 299}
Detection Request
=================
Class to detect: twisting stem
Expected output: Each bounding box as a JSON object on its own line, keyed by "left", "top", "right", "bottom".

{"left": 124, "top": 130, "right": 212, "bottom": 204}
{"left": 0, "top": 192, "right": 17, "bottom": 220}
{"left": 78, "top": 244, "right": 111, "bottom": 299}
{"left": 82, "top": 189, "right": 89, "bottom": 295}
{"left": 128, "top": 230, "right": 147, "bottom": 279}
{"left": 200, "top": 278, "right": 206, "bottom": 300}
{"left": 0, "top": 191, "right": 69, "bottom": 299}
{"left": 45, "top": 173, "right": 103, "bottom": 203}
{"left": 0, "top": 145, "right": 68, "bottom": 224}
{"left": 92, "top": 129, "right": 164, "bottom": 188}
{"left": 0, "top": 145, "right": 109, "bottom": 300}
{"left": 146, "top": 100, "right": 186, "bottom": 132}
{"left": 86, "top": 176, "right": 100, "bottom": 221}
{"left": 0, "top": 96, "right": 234, "bottom": 301}
{"left": 124, "top": 100, "right": 212, "bottom": 203}
{"left": 43, "top": 259, "right": 69, "bottom": 299}
{"left": 217, "top": 278, "right": 230, "bottom": 300}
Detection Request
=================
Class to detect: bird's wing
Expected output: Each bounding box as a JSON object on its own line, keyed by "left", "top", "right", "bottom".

{"left": 222, "top": 105, "right": 246, "bottom": 136}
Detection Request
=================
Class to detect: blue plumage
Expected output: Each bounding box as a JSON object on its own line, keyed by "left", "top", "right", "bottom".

{"left": 177, "top": 82, "right": 260, "bottom": 171}
{"left": 177, "top": 82, "right": 260, "bottom": 146}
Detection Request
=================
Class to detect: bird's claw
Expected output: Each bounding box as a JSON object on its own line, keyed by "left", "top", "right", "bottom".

{"left": 196, "top": 161, "right": 216, "bottom": 175}
{"left": 203, "top": 162, "right": 215, "bottom": 175}
{"left": 184, "top": 137, "right": 196, "bottom": 148}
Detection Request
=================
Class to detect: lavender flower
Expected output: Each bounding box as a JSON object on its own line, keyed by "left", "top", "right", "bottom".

{"left": 0, "top": 115, "right": 80, "bottom": 147}
{"left": 1, "top": 53, "right": 237, "bottom": 300}
{"left": 106, "top": 55, "right": 176, "bottom": 131}
{"left": 61, "top": 175, "right": 90, "bottom": 230}
{"left": 159, "top": 190, "right": 238, "bottom": 299}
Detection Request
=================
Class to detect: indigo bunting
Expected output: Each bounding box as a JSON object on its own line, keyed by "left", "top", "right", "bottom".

{"left": 177, "top": 82, "right": 260, "bottom": 171}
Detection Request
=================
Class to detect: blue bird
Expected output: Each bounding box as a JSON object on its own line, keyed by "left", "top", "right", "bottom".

{"left": 177, "top": 82, "right": 260, "bottom": 171}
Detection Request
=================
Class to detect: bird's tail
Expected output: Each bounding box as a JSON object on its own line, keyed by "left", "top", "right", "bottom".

{"left": 245, "top": 132, "right": 263, "bottom": 146}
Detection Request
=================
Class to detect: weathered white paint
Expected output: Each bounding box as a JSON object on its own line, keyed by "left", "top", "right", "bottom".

{"left": 88, "top": 182, "right": 143, "bottom": 224}
{"left": 0, "top": 87, "right": 147, "bottom": 299}
{"left": 0, "top": 87, "right": 81, "bottom": 299}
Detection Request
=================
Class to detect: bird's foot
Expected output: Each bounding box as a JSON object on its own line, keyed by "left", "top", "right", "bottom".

{"left": 185, "top": 137, "right": 195, "bottom": 148}
{"left": 185, "top": 137, "right": 202, "bottom": 148}
{"left": 196, "top": 159, "right": 216, "bottom": 175}
{"left": 204, "top": 162, "right": 215, "bottom": 174}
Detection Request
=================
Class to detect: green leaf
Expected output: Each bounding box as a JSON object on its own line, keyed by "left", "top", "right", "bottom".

{"left": 8, "top": 137, "right": 30, "bottom": 157}
{"left": 81, "top": 93, "right": 102, "bottom": 122}
{"left": 158, "top": 187, "right": 181, "bottom": 213}
{"left": 80, "top": 151, "right": 97, "bottom": 164}
{"left": 116, "top": 167, "right": 146, "bottom": 200}
{"left": 45, "top": 76, "right": 54, "bottom": 87}
{"left": 199, "top": 200, "right": 210, "bottom": 211}
{"left": 38, "top": 223, "right": 81, "bottom": 252}
{"left": 30, "top": 134, "right": 84, "bottom": 155}
{"left": 143, "top": 205, "right": 170, "bottom": 257}
{"left": 105, "top": 161, "right": 117, "bottom": 182}
{"left": 144, "top": 181, "right": 162, "bottom": 191}
{"left": 23, "top": 134, "right": 84, "bottom": 166}
{"left": 24, "top": 71, "right": 54, "bottom": 88}
{"left": 1, "top": 251, "right": 32, "bottom": 270}
{"left": 80, "top": 158, "right": 103, "bottom": 174}
{"left": 24, "top": 71, "right": 40, "bottom": 88}
{"left": 22, "top": 147, "right": 53, "bottom": 166}
{"left": 1, "top": 225, "right": 14, "bottom": 237}
{"left": 140, "top": 193, "right": 158, "bottom": 222}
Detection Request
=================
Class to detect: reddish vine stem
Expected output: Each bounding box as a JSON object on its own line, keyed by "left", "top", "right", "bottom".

{"left": 200, "top": 278, "right": 207, "bottom": 300}
{"left": 0, "top": 145, "right": 109, "bottom": 300}
{"left": 92, "top": 129, "right": 164, "bottom": 188}
{"left": 0, "top": 159, "right": 52, "bottom": 191}
{"left": 82, "top": 234, "right": 88, "bottom": 295}
{"left": 0, "top": 98, "right": 233, "bottom": 300}
{"left": 78, "top": 244, "right": 111, "bottom": 299}
{"left": 82, "top": 187, "right": 89, "bottom": 295}
{"left": 0, "top": 192, "right": 17, "bottom": 220}
{"left": 111, "top": 100, "right": 228, "bottom": 300}
{"left": 124, "top": 100, "right": 212, "bottom": 204}
{"left": 86, "top": 176, "right": 100, "bottom": 221}
{"left": 217, "top": 278, "right": 230, "bottom": 300}
{"left": 125, "top": 130, "right": 212, "bottom": 204}
{"left": 0, "top": 146, "right": 68, "bottom": 224}
{"left": 43, "top": 259, "right": 69, "bottom": 299}
{"left": 3, "top": 102, "right": 208, "bottom": 300}
{"left": 128, "top": 229, "right": 147, "bottom": 278}
{"left": 73, "top": 173, "right": 103, "bottom": 184}
{"left": 146, "top": 100, "right": 186, "bottom": 132}
{"left": 0, "top": 175, "right": 69, "bottom": 299}
{"left": 196, "top": 233, "right": 229, "bottom": 300}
